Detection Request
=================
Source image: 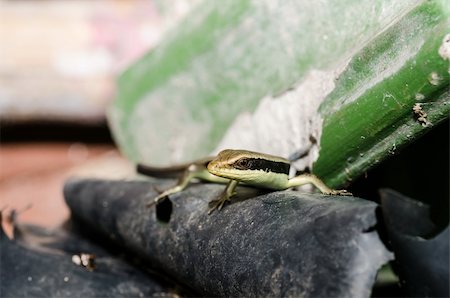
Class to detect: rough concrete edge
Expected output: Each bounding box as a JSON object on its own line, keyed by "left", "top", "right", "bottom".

{"left": 212, "top": 65, "right": 349, "bottom": 173}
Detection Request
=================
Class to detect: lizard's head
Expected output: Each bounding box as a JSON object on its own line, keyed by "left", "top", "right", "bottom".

{"left": 207, "top": 149, "right": 290, "bottom": 182}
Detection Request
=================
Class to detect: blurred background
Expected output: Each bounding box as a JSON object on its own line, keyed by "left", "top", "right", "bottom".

{"left": 1, "top": 0, "right": 448, "bottom": 239}
{"left": 0, "top": 0, "right": 197, "bottom": 237}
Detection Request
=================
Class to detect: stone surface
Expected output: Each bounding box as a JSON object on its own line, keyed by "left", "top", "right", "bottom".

{"left": 0, "top": 213, "right": 177, "bottom": 298}
{"left": 64, "top": 178, "right": 392, "bottom": 297}
{"left": 380, "top": 189, "right": 449, "bottom": 297}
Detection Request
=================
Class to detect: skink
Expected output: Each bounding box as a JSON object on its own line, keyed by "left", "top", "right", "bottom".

{"left": 137, "top": 149, "right": 351, "bottom": 214}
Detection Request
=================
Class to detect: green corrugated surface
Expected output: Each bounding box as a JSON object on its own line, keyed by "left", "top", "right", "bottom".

{"left": 109, "top": 0, "right": 449, "bottom": 188}
{"left": 314, "top": 0, "right": 450, "bottom": 186}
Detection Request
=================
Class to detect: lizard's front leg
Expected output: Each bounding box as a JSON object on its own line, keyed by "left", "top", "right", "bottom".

{"left": 208, "top": 180, "right": 239, "bottom": 214}
{"left": 146, "top": 167, "right": 196, "bottom": 207}
{"left": 146, "top": 164, "right": 228, "bottom": 207}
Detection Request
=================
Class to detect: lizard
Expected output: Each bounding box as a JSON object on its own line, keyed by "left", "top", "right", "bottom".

{"left": 137, "top": 149, "right": 352, "bottom": 214}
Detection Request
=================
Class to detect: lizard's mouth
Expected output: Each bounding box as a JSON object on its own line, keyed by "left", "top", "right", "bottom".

{"left": 207, "top": 161, "right": 232, "bottom": 178}
{"left": 207, "top": 161, "right": 220, "bottom": 175}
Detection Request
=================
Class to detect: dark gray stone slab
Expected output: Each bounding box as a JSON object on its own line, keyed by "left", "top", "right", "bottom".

{"left": 0, "top": 212, "right": 177, "bottom": 298}
{"left": 64, "top": 178, "right": 392, "bottom": 297}
{"left": 380, "top": 188, "right": 449, "bottom": 297}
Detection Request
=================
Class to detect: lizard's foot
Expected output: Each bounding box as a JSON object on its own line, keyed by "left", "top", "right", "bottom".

{"left": 207, "top": 180, "right": 238, "bottom": 215}
{"left": 208, "top": 194, "right": 231, "bottom": 215}
{"left": 146, "top": 184, "right": 185, "bottom": 208}
{"left": 146, "top": 193, "right": 167, "bottom": 208}
{"left": 326, "top": 189, "right": 353, "bottom": 196}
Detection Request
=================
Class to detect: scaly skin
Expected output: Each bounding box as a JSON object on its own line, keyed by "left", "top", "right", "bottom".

{"left": 138, "top": 149, "right": 352, "bottom": 214}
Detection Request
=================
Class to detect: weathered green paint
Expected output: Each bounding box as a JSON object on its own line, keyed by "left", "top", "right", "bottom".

{"left": 109, "top": 0, "right": 425, "bottom": 165}
{"left": 314, "top": 0, "right": 450, "bottom": 187}
{"left": 117, "top": 1, "right": 252, "bottom": 114}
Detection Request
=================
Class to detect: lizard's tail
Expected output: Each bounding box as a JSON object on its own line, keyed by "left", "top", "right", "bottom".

{"left": 136, "top": 164, "right": 187, "bottom": 178}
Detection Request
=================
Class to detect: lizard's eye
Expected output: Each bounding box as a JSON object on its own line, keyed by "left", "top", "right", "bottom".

{"left": 235, "top": 158, "right": 250, "bottom": 169}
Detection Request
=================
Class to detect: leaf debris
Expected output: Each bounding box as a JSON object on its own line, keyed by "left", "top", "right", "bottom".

{"left": 413, "top": 103, "right": 430, "bottom": 127}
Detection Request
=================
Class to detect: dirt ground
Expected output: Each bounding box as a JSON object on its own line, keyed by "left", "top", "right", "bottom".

{"left": 0, "top": 143, "right": 132, "bottom": 238}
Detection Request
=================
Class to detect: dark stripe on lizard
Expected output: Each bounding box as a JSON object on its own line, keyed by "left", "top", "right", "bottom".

{"left": 233, "top": 158, "right": 290, "bottom": 174}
